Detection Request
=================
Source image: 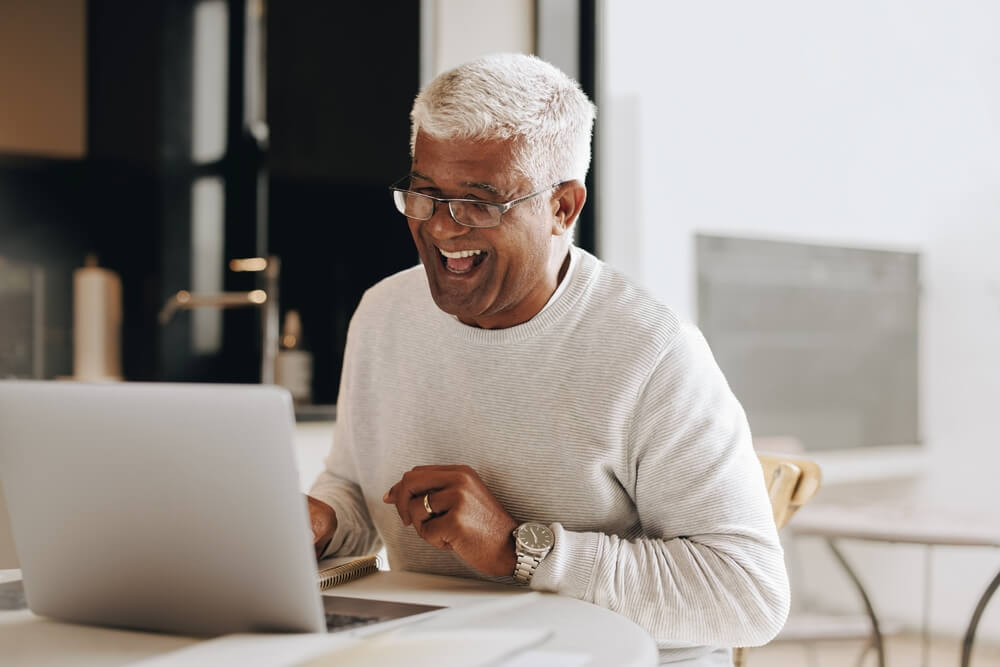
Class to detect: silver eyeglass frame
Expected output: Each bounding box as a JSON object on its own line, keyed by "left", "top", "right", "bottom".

{"left": 389, "top": 176, "right": 563, "bottom": 229}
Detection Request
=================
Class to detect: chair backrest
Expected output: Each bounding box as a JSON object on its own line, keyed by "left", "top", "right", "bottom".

{"left": 732, "top": 454, "right": 822, "bottom": 667}
{"left": 758, "top": 454, "right": 822, "bottom": 529}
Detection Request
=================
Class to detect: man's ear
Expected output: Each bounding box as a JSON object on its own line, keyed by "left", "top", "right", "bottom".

{"left": 550, "top": 180, "right": 587, "bottom": 236}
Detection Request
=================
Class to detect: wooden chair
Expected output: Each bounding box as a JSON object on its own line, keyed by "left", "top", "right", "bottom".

{"left": 732, "top": 454, "right": 823, "bottom": 667}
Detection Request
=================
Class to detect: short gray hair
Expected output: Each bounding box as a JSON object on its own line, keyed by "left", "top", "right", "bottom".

{"left": 410, "top": 53, "right": 597, "bottom": 188}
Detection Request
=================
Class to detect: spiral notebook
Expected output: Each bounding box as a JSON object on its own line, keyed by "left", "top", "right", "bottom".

{"left": 316, "top": 555, "right": 379, "bottom": 591}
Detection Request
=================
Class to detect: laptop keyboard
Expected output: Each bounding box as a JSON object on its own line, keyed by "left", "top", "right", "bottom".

{"left": 325, "top": 612, "right": 382, "bottom": 632}
{"left": 321, "top": 595, "right": 443, "bottom": 633}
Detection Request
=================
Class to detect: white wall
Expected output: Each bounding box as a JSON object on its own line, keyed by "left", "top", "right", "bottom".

{"left": 600, "top": 0, "right": 1000, "bottom": 640}
{"left": 422, "top": 0, "right": 535, "bottom": 83}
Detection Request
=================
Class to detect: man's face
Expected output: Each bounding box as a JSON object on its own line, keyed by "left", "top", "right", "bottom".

{"left": 406, "top": 133, "right": 566, "bottom": 329}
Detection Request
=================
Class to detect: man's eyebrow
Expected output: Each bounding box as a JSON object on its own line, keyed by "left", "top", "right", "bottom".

{"left": 461, "top": 181, "right": 503, "bottom": 196}
{"left": 409, "top": 171, "right": 503, "bottom": 197}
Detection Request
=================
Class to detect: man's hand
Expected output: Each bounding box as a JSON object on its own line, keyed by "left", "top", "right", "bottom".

{"left": 383, "top": 465, "right": 518, "bottom": 577}
{"left": 306, "top": 495, "right": 337, "bottom": 560}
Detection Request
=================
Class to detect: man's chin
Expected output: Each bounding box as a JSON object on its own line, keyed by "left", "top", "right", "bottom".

{"left": 430, "top": 293, "right": 475, "bottom": 320}
{"left": 423, "top": 285, "right": 484, "bottom": 322}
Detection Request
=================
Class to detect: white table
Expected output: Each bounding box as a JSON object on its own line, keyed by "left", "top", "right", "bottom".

{"left": 789, "top": 503, "right": 1000, "bottom": 667}
{"left": 0, "top": 568, "right": 657, "bottom": 666}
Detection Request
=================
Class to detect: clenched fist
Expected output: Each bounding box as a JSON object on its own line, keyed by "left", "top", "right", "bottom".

{"left": 383, "top": 465, "right": 518, "bottom": 577}
{"left": 306, "top": 495, "right": 337, "bottom": 559}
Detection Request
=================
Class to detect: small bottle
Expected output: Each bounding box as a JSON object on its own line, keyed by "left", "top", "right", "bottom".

{"left": 73, "top": 254, "right": 123, "bottom": 381}
{"left": 275, "top": 309, "right": 313, "bottom": 404}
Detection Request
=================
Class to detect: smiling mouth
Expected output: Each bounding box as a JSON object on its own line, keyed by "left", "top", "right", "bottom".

{"left": 438, "top": 247, "right": 487, "bottom": 274}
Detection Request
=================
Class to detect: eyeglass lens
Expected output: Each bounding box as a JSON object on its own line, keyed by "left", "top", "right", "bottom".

{"left": 392, "top": 191, "right": 499, "bottom": 228}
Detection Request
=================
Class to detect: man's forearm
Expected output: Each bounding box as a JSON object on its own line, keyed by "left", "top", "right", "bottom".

{"left": 530, "top": 524, "right": 789, "bottom": 647}
{"left": 309, "top": 471, "right": 380, "bottom": 557}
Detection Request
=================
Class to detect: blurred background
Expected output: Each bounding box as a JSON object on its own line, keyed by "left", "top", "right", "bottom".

{"left": 1, "top": 0, "right": 999, "bottom": 664}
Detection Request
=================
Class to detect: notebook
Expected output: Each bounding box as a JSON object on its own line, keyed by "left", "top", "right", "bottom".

{"left": 317, "top": 555, "right": 379, "bottom": 590}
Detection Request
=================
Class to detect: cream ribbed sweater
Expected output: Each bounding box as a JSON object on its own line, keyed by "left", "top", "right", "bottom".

{"left": 310, "top": 246, "right": 789, "bottom": 664}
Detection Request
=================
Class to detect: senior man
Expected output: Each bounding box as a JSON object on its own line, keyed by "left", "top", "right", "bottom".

{"left": 307, "top": 53, "right": 788, "bottom": 665}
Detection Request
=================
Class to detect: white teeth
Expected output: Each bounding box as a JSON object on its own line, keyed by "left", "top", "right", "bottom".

{"left": 438, "top": 248, "right": 484, "bottom": 259}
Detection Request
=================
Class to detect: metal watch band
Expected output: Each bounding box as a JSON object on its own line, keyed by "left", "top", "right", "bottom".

{"left": 513, "top": 552, "right": 542, "bottom": 585}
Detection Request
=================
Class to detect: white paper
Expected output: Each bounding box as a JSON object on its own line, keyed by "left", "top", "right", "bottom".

{"left": 127, "top": 634, "right": 359, "bottom": 667}
{"left": 129, "top": 629, "right": 550, "bottom": 667}
{"left": 302, "top": 629, "right": 551, "bottom": 667}
{"left": 502, "top": 649, "right": 591, "bottom": 667}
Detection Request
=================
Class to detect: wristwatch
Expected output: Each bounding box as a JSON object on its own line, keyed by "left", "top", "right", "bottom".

{"left": 512, "top": 522, "right": 554, "bottom": 585}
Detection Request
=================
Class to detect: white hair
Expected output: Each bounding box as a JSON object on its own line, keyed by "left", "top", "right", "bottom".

{"left": 410, "top": 53, "right": 597, "bottom": 188}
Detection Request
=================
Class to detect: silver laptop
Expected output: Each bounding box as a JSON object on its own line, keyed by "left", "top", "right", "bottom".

{"left": 0, "top": 381, "right": 435, "bottom": 637}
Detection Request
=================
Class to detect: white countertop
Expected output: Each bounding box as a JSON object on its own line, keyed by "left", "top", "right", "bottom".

{"left": 293, "top": 421, "right": 335, "bottom": 493}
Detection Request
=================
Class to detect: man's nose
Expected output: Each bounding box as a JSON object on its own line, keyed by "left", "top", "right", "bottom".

{"left": 424, "top": 202, "right": 470, "bottom": 240}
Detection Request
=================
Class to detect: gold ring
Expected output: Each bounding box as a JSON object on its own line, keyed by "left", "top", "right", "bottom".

{"left": 423, "top": 492, "right": 435, "bottom": 516}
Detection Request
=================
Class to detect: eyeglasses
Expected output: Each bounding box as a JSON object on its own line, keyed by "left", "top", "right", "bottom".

{"left": 389, "top": 176, "right": 561, "bottom": 229}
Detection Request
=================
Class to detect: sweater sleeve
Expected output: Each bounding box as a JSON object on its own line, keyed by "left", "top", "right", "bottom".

{"left": 308, "top": 315, "right": 382, "bottom": 558}
{"left": 529, "top": 323, "right": 790, "bottom": 648}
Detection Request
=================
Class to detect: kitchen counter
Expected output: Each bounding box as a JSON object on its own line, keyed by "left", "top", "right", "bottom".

{"left": 293, "top": 420, "right": 335, "bottom": 492}
{"left": 294, "top": 404, "right": 337, "bottom": 422}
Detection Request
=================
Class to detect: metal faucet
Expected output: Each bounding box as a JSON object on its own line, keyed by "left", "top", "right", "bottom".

{"left": 158, "top": 256, "right": 280, "bottom": 384}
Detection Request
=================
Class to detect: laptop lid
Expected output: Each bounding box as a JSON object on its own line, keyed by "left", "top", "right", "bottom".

{"left": 0, "top": 381, "right": 326, "bottom": 636}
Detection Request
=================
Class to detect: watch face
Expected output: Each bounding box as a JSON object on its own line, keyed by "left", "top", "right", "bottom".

{"left": 516, "top": 523, "right": 554, "bottom": 550}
